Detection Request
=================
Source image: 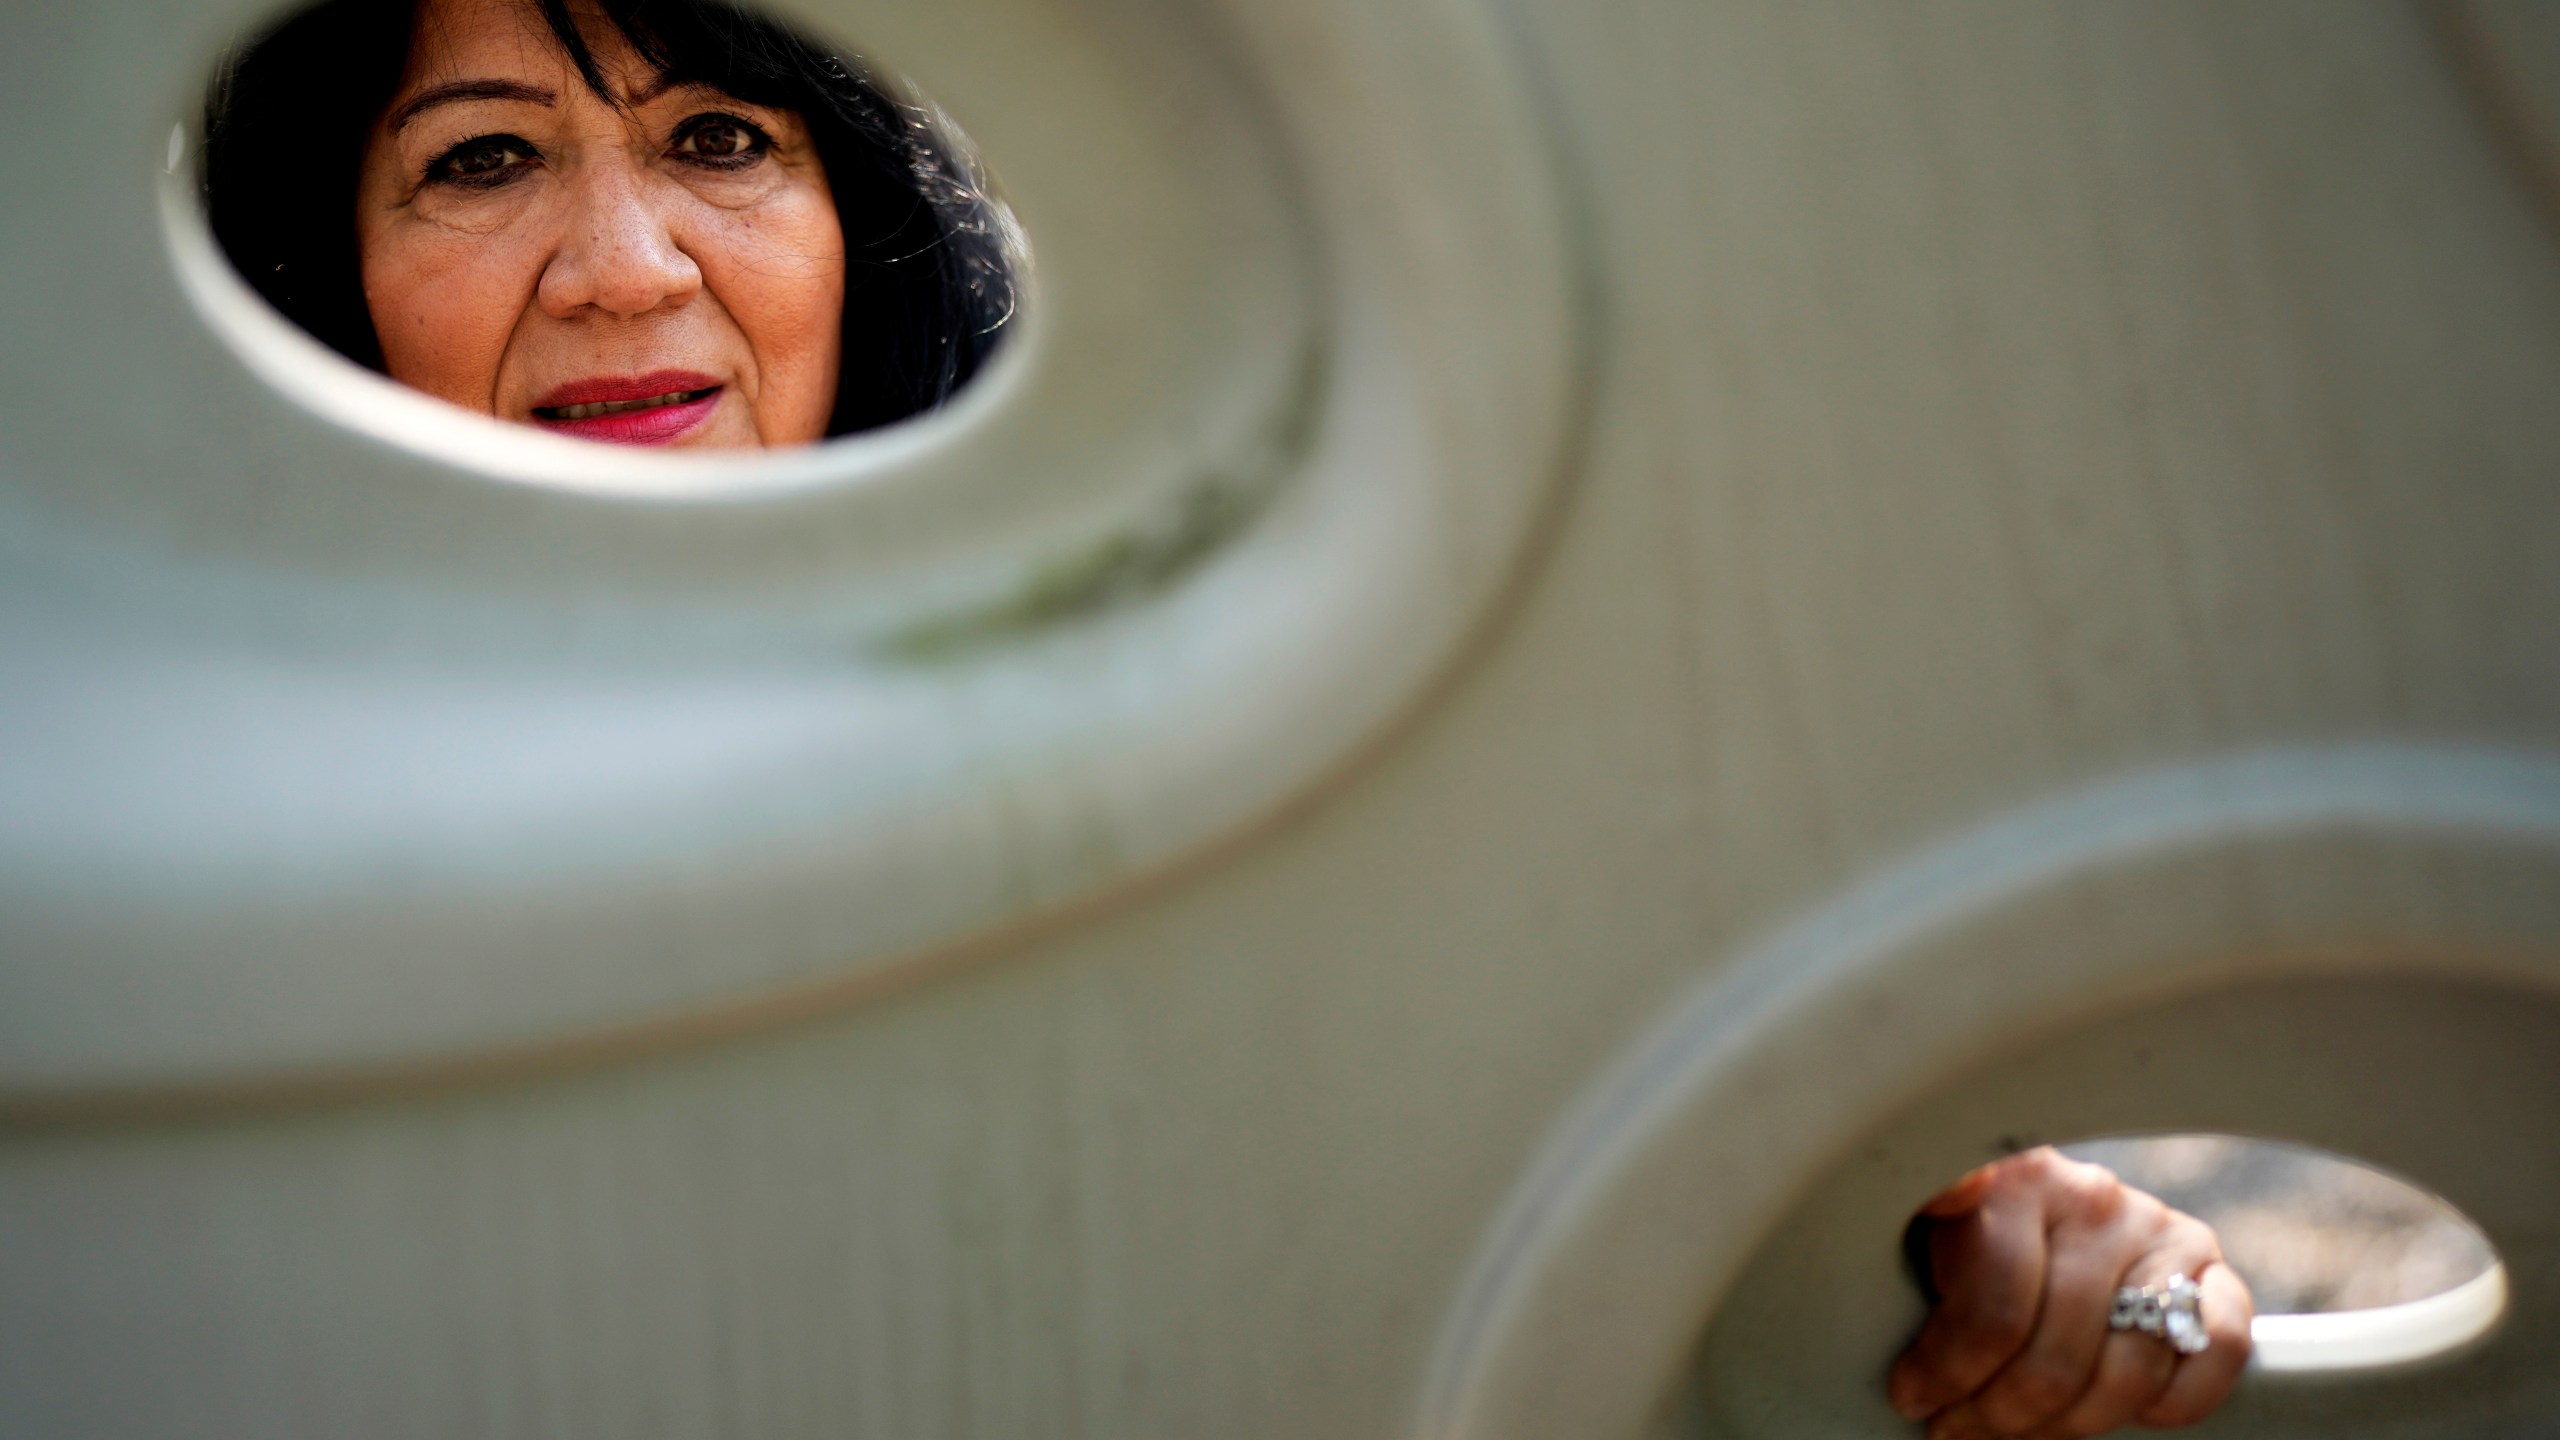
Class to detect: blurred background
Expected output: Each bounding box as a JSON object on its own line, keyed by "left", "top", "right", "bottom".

{"left": 2064, "top": 1136, "right": 2498, "bottom": 1314}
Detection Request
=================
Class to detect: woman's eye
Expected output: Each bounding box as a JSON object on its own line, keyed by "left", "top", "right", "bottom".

{"left": 425, "top": 135, "right": 538, "bottom": 188}
{"left": 671, "top": 114, "right": 770, "bottom": 167}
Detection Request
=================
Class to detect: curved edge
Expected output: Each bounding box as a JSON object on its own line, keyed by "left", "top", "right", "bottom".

{"left": 1419, "top": 742, "right": 2560, "bottom": 1440}
{"left": 0, "top": 0, "right": 1606, "bottom": 1127}
{"left": 2252, "top": 1264, "right": 2510, "bottom": 1375}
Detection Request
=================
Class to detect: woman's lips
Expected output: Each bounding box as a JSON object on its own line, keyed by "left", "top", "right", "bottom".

{"left": 530, "top": 370, "right": 725, "bottom": 446}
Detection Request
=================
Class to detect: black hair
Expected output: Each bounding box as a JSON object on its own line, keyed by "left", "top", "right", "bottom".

{"left": 203, "top": 0, "right": 1015, "bottom": 436}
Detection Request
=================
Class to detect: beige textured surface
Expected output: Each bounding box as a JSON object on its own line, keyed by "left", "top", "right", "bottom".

{"left": 6, "top": 2, "right": 2560, "bottom": 1438}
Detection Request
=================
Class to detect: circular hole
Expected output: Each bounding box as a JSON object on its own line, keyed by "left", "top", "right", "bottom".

{"left": 2059, "top": 1134, "right": 2509, "bottom": 1376}
{"left": 178, "top": 0, "right": 1024, "bottom": 489}
{"left": 2060, "top": 1134, "right": 2499, "bottom": 1318}
{"left": 1848, "top": 1134, "right": 2511, "bottom": 1428}
{"left": 1668, "top": 1130, "right": 2513, "bottom": 1438}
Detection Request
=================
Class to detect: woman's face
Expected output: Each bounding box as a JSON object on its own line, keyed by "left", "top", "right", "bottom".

{"left": 355, "top": 0, "right": 845, "bottom": 447}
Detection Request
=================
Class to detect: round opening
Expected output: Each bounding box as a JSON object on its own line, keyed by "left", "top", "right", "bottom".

{"left": 2060, "top": 1134, "right": 2508, "bottom": 1375}
{"left": 171, "top": 0, "right": 1025, "bottom": 493}
{"left": 1662, "top": 1135, "right": 2510, "bottom": 1439}
{"left": 2061, "top": 1135, "right": 2499, "bottom": 1318}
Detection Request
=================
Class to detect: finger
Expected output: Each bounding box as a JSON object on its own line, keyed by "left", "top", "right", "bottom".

{"left": 1921, "top": 1399, "right": 1998, "bottom": 1440}
{"left": 2138, "top": 1262, "right": 2254, "bottom": 1428}
{"left": 2034, "top": 1327, "right": 2176, "bottom": 1437}
{"left": 2045, "top": 1240, "right": 2221, "bottom": 1437}
{"left": 1890, "top": 1183, "right": 2048, "bottom": 1421}
{"left": 1961, "top": 1196, "right": 2152, "bottom": 1435}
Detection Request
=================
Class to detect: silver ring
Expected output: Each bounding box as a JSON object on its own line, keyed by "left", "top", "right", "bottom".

{"left": 2109, "top": 1272, "right": 2210, "bottom": 1355}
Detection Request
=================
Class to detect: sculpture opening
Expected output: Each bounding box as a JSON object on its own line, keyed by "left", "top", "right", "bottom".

{"left": 198, "top": 0, "right": 1019, "bottom": 451}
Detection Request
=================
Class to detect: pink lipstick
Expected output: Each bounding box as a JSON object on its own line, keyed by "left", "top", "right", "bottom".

{"left": 530, "top": 370, "right": 724, "bottom": 445}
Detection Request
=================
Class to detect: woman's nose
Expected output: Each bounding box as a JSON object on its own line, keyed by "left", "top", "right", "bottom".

{"left": 538, "top": 161, "right": 702, "bottom": 321}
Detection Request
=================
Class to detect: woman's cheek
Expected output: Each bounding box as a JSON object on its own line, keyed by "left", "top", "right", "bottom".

{"left": 714, "top": 193, "right": 843, "bottom": 441}
{"left": 365, "top": 216, "right": 544, "bottom": 413}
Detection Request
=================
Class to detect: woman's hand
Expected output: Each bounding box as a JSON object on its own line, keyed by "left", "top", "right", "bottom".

{"left": 1890, "top": 1148, "right": 2254, "bottom": 1438}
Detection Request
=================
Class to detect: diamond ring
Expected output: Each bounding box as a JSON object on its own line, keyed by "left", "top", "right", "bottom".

{"left": 2109, "top": 1272, "right": 2210, "bottom": 1355}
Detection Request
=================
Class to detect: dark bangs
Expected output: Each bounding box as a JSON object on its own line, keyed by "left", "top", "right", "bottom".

{"left": 205, "top": 0, "right": 1016, "bottom": 436}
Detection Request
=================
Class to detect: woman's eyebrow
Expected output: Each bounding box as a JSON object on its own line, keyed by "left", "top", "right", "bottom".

{"left": 388, "top": 80, "right": 558, "bottom": 133}
{"left": 625, "top": 73, "right": 723, "bottom": 107}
